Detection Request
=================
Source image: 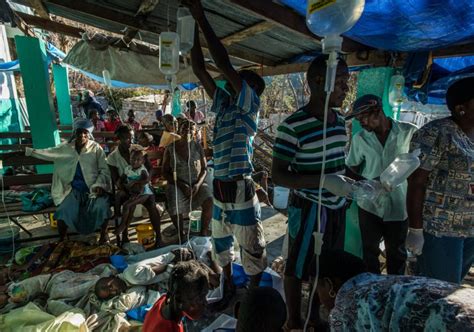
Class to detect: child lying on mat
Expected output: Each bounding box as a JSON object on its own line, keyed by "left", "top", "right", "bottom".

{"left": 114, "top": 149, "right": 154, "bottom": 238}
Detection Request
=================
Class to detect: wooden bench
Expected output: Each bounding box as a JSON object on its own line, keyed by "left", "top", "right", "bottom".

{"left": 0, "top": 131, "right": 120, "bottom": 154}
{"left": 0, "top": 153, "right": 55, "bottom": 238}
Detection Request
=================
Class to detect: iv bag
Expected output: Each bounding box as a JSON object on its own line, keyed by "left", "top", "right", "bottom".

{"left": 389, "top": 74, "right": 405, "bottom": 107}
{"left": 306, "top": 0, "right": 365, "bottom": 37}
{"left": 306, "top": 0, "right": 365, "bottom": 91}
{"left": 102, "top": 69, "right": 112, "bottom": 88}
{"left": 177, "top": 6, "right": 195, "bottom": 54}
{"left": 159, "top": 32, "right": 180, "bottom": 76}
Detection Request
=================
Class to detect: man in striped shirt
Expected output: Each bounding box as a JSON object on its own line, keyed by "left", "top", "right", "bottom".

{"left": 186, "top": 0, "right": 267, "bottom": 301}
{"left": 272, "top": 55, "right": 350, "bottom": 330}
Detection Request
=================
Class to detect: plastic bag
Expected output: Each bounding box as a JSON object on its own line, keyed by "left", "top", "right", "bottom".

{"left": 21, "top": 189, "right": 53, "bottom": 212}
{"left": 189, "top": 236, "right": 212, "bottom": 265}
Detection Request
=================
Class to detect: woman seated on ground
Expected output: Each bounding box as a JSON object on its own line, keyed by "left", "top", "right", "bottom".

{"left": 316, "top": 250, "right": 474, "bottom": 331}
{"left": 137, "top": 131, "right": 162, "bottom": 183}
{"left": 25, "top": 119, "right": 112, "bottom": 243}
{"left": 143, "top": 260, "right": 211, "bottom": 332}
{"left": 107, "top": 125, "right": 161, "bottom": 245}
{"left": 113, "top": 148, "right": 155, "bottom": 237}
{"left": 162, "top": 119, "right": 213, "bottom": 238}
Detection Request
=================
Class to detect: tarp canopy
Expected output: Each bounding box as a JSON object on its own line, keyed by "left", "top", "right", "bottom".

{"left": 427, "top": 56, "right": 474, "bottom": 104}
{"left": 1, "top": 41, "right": 199, "bottom": 90}
{"left": 280, "top": 0, "right": 474, "bottom": 52}
{"left": 63, "top": 39, "right": 213, "bottom": 88}
{"left": 0, "top": 43, "right": 62, "bottom": 73}
{"left": 403, "top": 53, "right": 474, "bottom": 104}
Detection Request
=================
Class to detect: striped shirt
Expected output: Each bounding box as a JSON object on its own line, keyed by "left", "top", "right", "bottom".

{"left": 211, "top": 81, "right": 260, "bottom": 180}
{"left": 273, "top": 108, "right": 347, "bottom": 209}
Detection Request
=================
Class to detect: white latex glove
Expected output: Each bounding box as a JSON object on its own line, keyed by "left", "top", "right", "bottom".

{"left": 323, "top": 175, "right": 355, "bottom": 197}
{"left": 25, "top": 147, "right": 33, "bottom": 157}
{"left": 406, "top": 227, "right": 424, "bottom": 255}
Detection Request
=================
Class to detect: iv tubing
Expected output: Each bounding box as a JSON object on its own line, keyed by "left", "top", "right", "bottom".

{"left": 303, "top": 54, "right": 337, "bottom": 331}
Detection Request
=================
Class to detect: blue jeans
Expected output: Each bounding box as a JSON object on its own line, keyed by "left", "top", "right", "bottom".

{"left": 417, "top": 232, "right": 474, "bottom": 283}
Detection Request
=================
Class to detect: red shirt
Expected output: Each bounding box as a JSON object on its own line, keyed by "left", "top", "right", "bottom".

{"left": 104, "top": 119, "right": 122, "bottom": 132}
{"left": 143, "top": 295, "right": 184, "bottom": 332}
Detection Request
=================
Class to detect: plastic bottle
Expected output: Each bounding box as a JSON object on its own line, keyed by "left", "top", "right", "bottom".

{"left": 380, "top": 149, "right": 421, "bottom": 191}
{"left": 389, "top": 74, "right": 405, "bottom": 108}
{"left": 159, "top": 32, "right": 180, "bottom": 76}
{"left": 323, "top": 175, "right": 384, "bottom": 202}
{"left": 350, "top": 180, "right": 384, "bottom": 202}
{"left": 177, "top": 6, "right": 195, "bottom": 54}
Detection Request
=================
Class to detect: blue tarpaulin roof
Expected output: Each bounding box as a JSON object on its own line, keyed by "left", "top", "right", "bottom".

{"left": 280, "top": 0, "right": 474, "bottom": 52}
{"left": 281, "top": 1, "right": 474, "bottom": 104}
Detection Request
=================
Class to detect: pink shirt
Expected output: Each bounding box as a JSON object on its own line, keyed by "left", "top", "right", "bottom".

{"left": 186, "top": 111, "right": 205, "bottom": 123}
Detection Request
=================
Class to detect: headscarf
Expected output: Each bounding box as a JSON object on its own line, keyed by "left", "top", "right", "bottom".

{"left": 70, "top": 118, "right": 94, "bottom": 142}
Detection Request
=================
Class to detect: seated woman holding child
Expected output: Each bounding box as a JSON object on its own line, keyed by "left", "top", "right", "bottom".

{"left": 162, "top": 119, "right": 213, "bottom": 238}
{"left": 113, "top": 148, "right": 155, "bottom": 237}
{"left": 107, "top": 125, "right": 161, "bottom": 245}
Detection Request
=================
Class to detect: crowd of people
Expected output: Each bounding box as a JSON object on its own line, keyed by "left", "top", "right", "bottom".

{"left": 10, "top": 0, "right": 473, "bottom": 330}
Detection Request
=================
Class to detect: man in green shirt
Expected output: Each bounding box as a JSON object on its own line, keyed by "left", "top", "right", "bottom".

{"left": 346, "top": 94, "right": 417, "bottom": 275}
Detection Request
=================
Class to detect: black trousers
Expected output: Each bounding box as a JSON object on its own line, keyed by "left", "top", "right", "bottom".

{"left": 359, "top": 207, "right": 408, "bottom": 275}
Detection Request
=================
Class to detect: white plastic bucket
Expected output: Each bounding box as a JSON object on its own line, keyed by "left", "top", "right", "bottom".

{"left": 273, "top": 186, "right": 290, "bottom": 209}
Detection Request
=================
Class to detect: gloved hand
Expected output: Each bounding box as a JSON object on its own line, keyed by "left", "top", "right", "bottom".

{"left": 406, "top": 227, "right": 424, "bottom": 255}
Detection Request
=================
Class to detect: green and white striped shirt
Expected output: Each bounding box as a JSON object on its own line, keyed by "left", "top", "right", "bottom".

{"left": 273, "top": 108, "right": 347, "bottom": 209}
